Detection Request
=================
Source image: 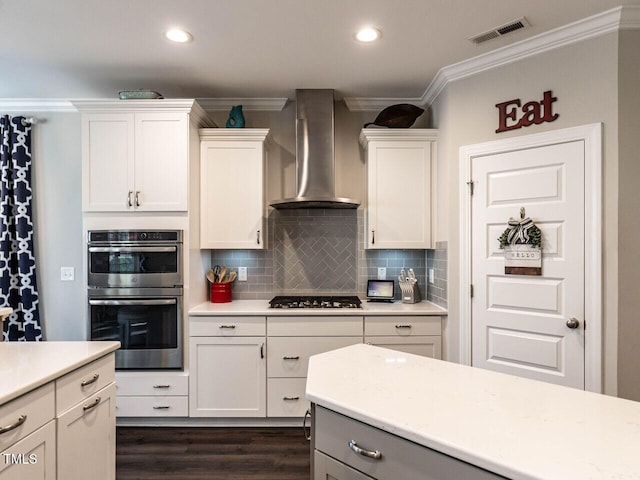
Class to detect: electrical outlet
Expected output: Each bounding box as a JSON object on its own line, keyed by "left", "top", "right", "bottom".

{"left": 377, "top": 267, "right": 386, "bottom": 280}
{"left": 428, "top": 268, "right": 435, "bottom": 284}
{"left": 238, "top": 267, "right": 248, "bottom": 282}
{"left": 60, "top": 267, "right": 75, "bottom": 281}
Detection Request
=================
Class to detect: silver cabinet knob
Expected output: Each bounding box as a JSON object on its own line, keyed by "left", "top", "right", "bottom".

{"left": 566, "top": 317, "right": 580, "bottom": 329}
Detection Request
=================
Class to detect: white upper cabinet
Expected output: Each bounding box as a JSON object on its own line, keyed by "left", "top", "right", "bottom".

{"left": 199, "top": 129, "right": 271, "bottom": 249}
{"left": 360, "top": 129, "right": 438, "bottom": 249}
{"left": 76, "top": 99, "right": 211, "bottom": 212}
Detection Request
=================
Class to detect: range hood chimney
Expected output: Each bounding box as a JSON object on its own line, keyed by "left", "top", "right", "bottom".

{"left": 270, "top": 89, "right": 360, "bottom": 209}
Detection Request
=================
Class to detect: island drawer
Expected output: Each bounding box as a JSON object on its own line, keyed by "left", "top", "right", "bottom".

{"left": 315, "top": 406, "right": 506, "bottom": 480}
{"left": 268, "top": 336, "right": 362, "bottom": 378}
{"left": 0, "top": 383, "right": 55, "bottom": 452}
{"left": 267, "top": 378, "right": 308, "bottom": 417}
{"left": 116, "top": 395, "right": 188, "bottom": 417}
{"left": 56, "top": 353, "right": 115, "bottom": 415}
{"left": 267, "top": 316, "right": 363, "bottom": 336}
{"left": 116, "top": 372, "right": 188, "bottom": 396}
{"left": 364, "top": 315, "right": 441, "bottom": 336}
{"left": 190, "top": 316, "right": 266, "bottom": 336}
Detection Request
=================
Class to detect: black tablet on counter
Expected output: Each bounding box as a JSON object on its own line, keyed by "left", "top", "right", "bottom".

{"left": 366, "top": 280, "right": 395, "bottom": 302}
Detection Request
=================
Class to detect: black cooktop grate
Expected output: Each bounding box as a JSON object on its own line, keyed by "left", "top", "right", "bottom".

{"left": 269, "top": 295, "right": 362, "bottom": 309}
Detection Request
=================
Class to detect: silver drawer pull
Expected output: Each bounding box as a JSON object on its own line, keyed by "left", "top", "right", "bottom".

{"left": 153, "top": 384, "right": 171, "bottom": 389}
{"left": 0, "top": 415, "right": 27, "bottom": 435}
{"left": 83, "top": 397, "right": 101, "bottom": 412}
{"left": 153, "top": 405, "right": 171, "bottom": 410}
{"left": 283, "top": 356, "right": 300, "bottom": 360}
{"left": 219, "top": 325, "right": 236, "bottom": 329}
{"left": 81, "top": 373, "right": 99, "bottom": 387}
{"left": 348, "top": 440, "right": 382, "bottom": 460}
{"left": 395, "top": 324, "right": 412, "bottom": 329}
{"left": 283, "top": 396, "right": 300, "bottom": 401}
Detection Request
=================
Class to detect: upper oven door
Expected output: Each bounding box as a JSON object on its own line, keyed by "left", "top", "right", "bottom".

{"left": 88, "top": 244, "right": 182, "bottom": 288}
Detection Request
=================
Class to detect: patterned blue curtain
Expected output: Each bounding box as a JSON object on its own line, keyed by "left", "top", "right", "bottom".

{"left": 1, "top": 115, "right": 42, "bottom": 341}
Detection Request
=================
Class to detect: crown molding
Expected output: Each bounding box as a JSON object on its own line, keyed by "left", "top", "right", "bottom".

{"left": 196, "top": 98, "right": 288, "bottom": 112}
{"left": 421, "top": 5, "right": 628, "bottom": 106}
{"left": 343, "top": 97, "right": 425, "bottom": 112}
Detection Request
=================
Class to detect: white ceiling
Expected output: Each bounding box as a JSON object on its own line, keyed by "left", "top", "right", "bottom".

{"left": 1, "top": 0, "right": 637, "bottom": 101}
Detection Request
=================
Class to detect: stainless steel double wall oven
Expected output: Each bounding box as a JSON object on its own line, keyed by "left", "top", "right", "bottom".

{"left": 87, "top": 230, "right": 183, "bottom": 370}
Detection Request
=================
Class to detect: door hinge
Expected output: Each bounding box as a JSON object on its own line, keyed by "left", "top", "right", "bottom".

{"left": 470, "top": 284, "right": 474, "bottom": 298}
{"left": 466, "top": 180, "right": 475, "bottom": 195}
{"left": 584, "top": 320, "right": 586, "bottom": 331}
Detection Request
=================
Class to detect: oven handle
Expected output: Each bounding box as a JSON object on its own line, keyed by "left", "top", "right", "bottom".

{"left": 89, "top": 299, "right": 177, "bottom": 306}
{"left": 88, "top": 246, "right": 177, "bottom": 253}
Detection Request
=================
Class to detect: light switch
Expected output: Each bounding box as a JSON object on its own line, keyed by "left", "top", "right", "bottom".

{"left": 428, "top": 268, "right": 435, "bottom": 284}
{"left": 377, "top": 267, "right": 386, "bottom": 280}
{"left": 61, "top": 267, "right": 75, "bottom": 281}
{"left": 238, "top": 267, "right": 248, "bottom": 281}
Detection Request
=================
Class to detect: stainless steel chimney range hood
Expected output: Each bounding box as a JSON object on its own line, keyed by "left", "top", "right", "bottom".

{"left": 270, "top": 89, "right": 360, "bottom": 209}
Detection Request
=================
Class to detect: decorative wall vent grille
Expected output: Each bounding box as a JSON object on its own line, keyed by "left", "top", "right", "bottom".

{"left": 469, "top": 17, "right": 530, "bottom": 45}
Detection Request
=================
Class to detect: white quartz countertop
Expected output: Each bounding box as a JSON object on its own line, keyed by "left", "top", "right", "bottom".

{"left": 189, "top": 299, "right": 446, "bottom": 316}
{"left": 306, "top": 344, "right": 640, "bottom": 480}
{"left": 0, "top": 341, "right": 120, "bottom": 405}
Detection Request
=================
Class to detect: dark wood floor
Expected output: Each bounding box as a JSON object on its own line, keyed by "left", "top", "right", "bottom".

{"left": 116, "top": 427, "right": 311, "bottom": 480}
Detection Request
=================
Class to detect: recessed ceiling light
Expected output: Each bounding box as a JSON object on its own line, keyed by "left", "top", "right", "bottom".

{"left": 356, "top": 27, "right": 381, "bottom": 43}
{"left": 165, "top": 29, "right": 193, "bottom": 43}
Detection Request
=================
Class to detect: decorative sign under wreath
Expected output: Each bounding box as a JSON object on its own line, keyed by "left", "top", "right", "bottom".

{"left": 498, "top": 207, "right": 542, "bottom": 276}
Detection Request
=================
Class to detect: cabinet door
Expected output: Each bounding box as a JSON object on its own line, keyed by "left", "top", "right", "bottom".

{"left": 57, "top": 383, "right": 116, "bottom": 480}
{"left": 314, "top": 450, "right": 374, "bottom": 480}
{"left": 365, "top": 139, "right": 432, "bottom": 249}
{"left": 200, "top": 138, "right": 266, "bottom": 249}
{"left": 82, "top": 114, "right": 135, "bottom": 212}
{"left": 189, "top": 336, "right": 266, "bottom": 417}
{"left": 0, "top": 421, "right": 56, "bottom": 480}
{"left": 134, "top": 113, "right": 188, "bottom": 211}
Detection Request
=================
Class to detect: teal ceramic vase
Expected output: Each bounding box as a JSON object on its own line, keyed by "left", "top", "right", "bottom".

{"left": 226, "top": 105, "right": 245, "bottom": 128}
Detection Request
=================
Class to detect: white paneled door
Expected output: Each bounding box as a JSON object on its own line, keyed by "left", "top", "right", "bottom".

{"left": 470, "top": 139, "right": 586, "bottom": 389}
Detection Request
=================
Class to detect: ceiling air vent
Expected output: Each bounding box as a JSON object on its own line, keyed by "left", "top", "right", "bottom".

{"left": 469, "top": 17, "right": 530, "bottom": 45}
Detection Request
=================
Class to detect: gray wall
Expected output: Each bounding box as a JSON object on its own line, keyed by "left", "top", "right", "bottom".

{"left": 30, "top": 112, "right": 85, "bottom": 340}
{"left": 430, "top": 32, "right": 622, "bottom": 395}
{"left": 617, "top": 29, "right": 640, "bottom": 401}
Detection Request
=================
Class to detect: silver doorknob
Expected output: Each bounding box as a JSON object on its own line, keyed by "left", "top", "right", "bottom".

{"left": 566, "top": 317, "right": 580, "bottom": 329}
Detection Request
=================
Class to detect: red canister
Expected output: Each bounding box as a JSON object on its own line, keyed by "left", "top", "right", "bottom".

{"left": 210, "top": 283, "right": 232, "bottom": 303}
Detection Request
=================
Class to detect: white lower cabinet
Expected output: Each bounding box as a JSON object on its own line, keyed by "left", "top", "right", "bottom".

{"left": 115, "top": 372, "right": 189, "bottom": 417}
{"left": 0, "top": 421, "right": 56, "bottom": 480}
{"left": 0, "top": 352, "right": 116, "bottom": 480}
{"left": 313, "top": 405, "right": 505, "bottom": 480}
{"left": 266, "top": 316, "right": 363, "bottom": 418}
{"left": 57, "top": 383, "right": 116, "bottom": 480}
{"left": 189, "top": 316, "right": 267, "bottom": 417}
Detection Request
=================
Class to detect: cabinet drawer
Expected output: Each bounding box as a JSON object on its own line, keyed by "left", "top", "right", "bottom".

{"left": 0, "top": 420, "right": 56, "bottom": 480}
{"left": 268, "top": 336, "right": 361, "bottom": 378}
{"left": 364, "top": 316, "right": 441, "bottom": 336}
{"left": 267, "top": 378, "right": 308, "bottom": 418}
{"left": 190, "top": 316, "right": 266, "bottom": 336}
{"left": 314, "top": 450, "right": 373, "bottom": 480}
{"left": 0, "top": 384, "right": 54, "bottom": 452}
{"left": 315, "top": 406, "right": 505, "bottom": 480}
{"left": 116, "top": 396, "right": 188, "bottom": 417}
{"left": 56, "top": 353, "right": 115, "bottom": 415}
{"left": 267, "top": 316, "right": 362, "bottom": 336}
{"left": 365, "top": 336, "right": 442, "bottom": 359}
{"left": 116, "top": 372, "right": 188, "bottom": 396}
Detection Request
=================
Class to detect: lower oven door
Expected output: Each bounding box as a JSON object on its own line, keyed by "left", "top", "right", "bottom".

{"left": 88, "top": 288, "right": 183, "bottom": 370}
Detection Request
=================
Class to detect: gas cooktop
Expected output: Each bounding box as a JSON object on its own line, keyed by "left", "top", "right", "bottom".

{"left": 269, "top": 295, "right": 362, "bottom": 309}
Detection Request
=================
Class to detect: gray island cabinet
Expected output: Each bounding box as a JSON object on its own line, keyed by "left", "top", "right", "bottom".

{"left": 306, "top": 344, "right": 640, "bottom": 480}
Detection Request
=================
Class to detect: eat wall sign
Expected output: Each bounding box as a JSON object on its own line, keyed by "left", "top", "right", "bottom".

{"left": 495, "top": 90, "right": 558, "bottom": 133}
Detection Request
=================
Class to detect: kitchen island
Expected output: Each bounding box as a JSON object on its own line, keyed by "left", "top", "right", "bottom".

{"left": 0, "top": 341, "right": 119, "bottom": 480}
{"left": 306, "top": 344, "right": 640, "bottom": 480}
